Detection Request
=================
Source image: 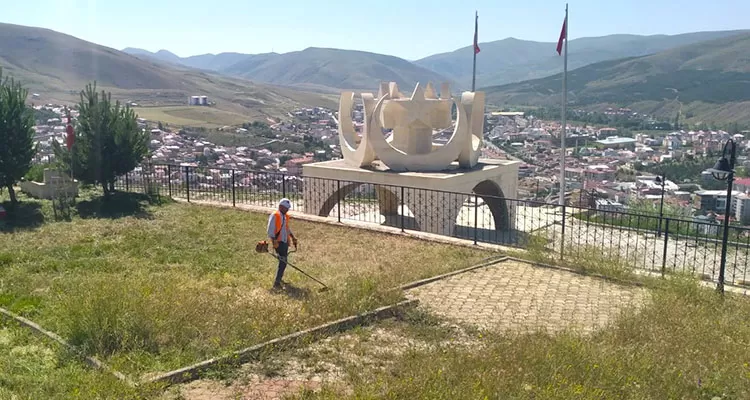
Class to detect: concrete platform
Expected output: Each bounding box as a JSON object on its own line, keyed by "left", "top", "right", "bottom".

{"left": 302, "top": 158, "right": 519, "bottom": 236}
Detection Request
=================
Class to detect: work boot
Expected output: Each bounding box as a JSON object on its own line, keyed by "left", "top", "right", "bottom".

{"left": 271, "top": 282, "right": 283, "bottom": 291}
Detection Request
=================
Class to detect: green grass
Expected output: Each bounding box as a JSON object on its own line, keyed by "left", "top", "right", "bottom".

{"left": 0, "top": 188, "right": 490, "bottom": 380}
{"left": 0, "top": 318, "right": 160, "bottom": 399}
{"left": 296, "top": 278, "right": 750, "bottom": 400}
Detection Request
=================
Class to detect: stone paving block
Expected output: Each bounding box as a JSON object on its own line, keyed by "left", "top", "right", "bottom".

{"left": 406, "top": 260, "right": 649, "bottom": 335}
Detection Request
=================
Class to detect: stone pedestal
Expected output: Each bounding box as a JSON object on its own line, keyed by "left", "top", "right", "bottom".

{"left": 303, "top": 158, "right": 519, "bottom": 236}
{"left": 19, "top": 169, "right": 79, "bottom": 200}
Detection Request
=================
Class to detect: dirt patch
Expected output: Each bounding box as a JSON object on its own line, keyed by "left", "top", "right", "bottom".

{"left": 166, "top": 318, "right": 480, "bottom": 400}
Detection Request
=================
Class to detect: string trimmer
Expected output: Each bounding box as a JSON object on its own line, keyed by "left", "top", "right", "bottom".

{"left": 255, "top": 240, "right": 330, "bottom": 292}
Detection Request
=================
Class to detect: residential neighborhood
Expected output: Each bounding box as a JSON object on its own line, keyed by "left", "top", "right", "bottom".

{"left": 29, "top": 102, "right": 750, "bottom": 227}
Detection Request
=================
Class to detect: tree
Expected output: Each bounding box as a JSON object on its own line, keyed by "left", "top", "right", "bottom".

{"left": 278, "top": 155, "right": 292, "bottom": 166}
{"left": 54, "top": 83, "right": 148, "bottom": 196}
{"left": 0, "top": 70, "right": 36, "bottom": 204}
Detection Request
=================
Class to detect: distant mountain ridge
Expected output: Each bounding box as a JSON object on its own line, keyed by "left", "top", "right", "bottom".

{"left": 482, "top": 32, "right": 750, "bottom": 126}
{"left": 0, "top": 23, "right": 336, "bottom": 120}
{"left": 414, "top": 30, "right": 749, "bottom": 88}
{"left": 123, "top": 47, "right": 451, "bottom": 91}
{"left": 124, "top": 29, "right": 749, "bottom": 92}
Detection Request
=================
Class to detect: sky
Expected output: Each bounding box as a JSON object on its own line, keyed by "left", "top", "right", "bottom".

{"left": 3, "top": 0, "right": 749, "bottom": 60}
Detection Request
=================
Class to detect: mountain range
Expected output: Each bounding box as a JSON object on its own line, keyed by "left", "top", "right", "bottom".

{"left": 0, "top": 22, "right": 337, "bottom": 122}
{"left": 124, "top": 29, "right": 747, "bottom": 91}
{"left": 123, "top": 47, "right": 451, "bottom": 92}
{"left": 1, "top": 20, "right": 749, "bottom": 127}
{"left": 414, "top": 30, "right": 748, "bottom": 88}
{"left": 484, "top": 32, "right": 750, "bottom": 126}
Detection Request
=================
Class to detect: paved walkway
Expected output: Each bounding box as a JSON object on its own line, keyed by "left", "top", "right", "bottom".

{"left": 406, "top": 259, "right": 650, "bottom": 335}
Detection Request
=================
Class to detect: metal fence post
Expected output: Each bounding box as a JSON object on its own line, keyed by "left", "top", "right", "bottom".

{"left": 337, "top": 180, "right": 341, "bottom": 223}
{"left": 282, "top": 175, "right": 286, "bottom": 198}
{"left": 400, "top": 186, "right": 405, "bottom": 232}
{"left": 474, "top": 194, "right": 479, "bottom": 245}
{"left": 661, "top": 218, "right": 670, "bottom": 278}
{"left": 231, "top": 169, "right": 236, "bottom": 207}
{"left": 167, "top": 164, "right": 172, "bottom": 198}
{"left": 125, "top": 172, "right": 129, "bottom": 192}
{"left": 560, "top": 205, "right": 566, "bottom": 261}
{"left": 185, "top": 166, "right": 190, "bottom": 203}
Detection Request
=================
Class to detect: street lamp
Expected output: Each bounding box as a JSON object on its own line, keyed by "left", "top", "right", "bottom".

{"left": 655, "top": 175, "right": 666, "bottom": 237}
{"left": 705, "top": 139, "right": 737, "bottom": 294}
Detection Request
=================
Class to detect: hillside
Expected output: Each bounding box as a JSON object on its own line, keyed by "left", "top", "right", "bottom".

{"left": 482, "top": 32, "right": 750, "bottom": 126}
{"left": 415, "top": 30, "right": 748, "bottom": 89}
{"left": 224, "top": 47, "right": 451, "bottom": 90}
{"left": 126, "top": 47, "right": 452, "bottom": 91}
{"left": 0, "top": 23, "right": 191, "bottom": 91}
{"left": 123, "top": 48, "right": 262, "bottom": 72}
{"left": 0, "top": 23, "right": 335, "bottom": 122}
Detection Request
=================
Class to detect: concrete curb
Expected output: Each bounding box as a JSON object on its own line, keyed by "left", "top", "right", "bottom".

{"left": 0, "top": 307, "right": 136, "bottom": 387}
{"left": 144, "top": 299, "right": 419, "bottom": 387}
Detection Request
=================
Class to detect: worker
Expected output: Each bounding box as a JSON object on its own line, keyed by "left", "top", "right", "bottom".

{"left": 267, "top": 198, "right": 298, "bottom": 290}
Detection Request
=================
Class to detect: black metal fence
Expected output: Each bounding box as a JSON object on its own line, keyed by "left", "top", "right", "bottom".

{"left": 116, "top": 163, "right": 750, "bottom": 290}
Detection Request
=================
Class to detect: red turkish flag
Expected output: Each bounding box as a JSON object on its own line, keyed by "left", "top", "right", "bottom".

{"left": 473, "top": 13, "right": 481, "bottom": 54}
{"left": 556, "top": 16, "right": 567, "bottom": 55}
{"left": 65, "top": 114, "right": 75, "bottom": 150}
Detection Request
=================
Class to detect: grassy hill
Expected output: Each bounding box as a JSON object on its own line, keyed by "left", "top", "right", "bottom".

{"left": 415, "top": 30, "right": 748, "bottom": 89}
{"left": 483, "top": 32, "right": 750, "bottom": 126}
{"left": 222, "top": 47, "right": 452, "bottom": 91}
{"left": 125, "top": 47, "right": 452, "bottom": 91}
{"left": 123, "top": 48, "right": 261, "bottom": 72}
{"left": 0, "top": 23, "right": 335, "bottom": 124}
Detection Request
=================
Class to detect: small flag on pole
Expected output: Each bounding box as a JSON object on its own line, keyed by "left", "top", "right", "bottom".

{"left": 65, "top": 112, "right": 75, "bottom": 150}
{"left": 557, "top": 4, "right": 569, "bottom": 206}
{"left": 473, "top": 12, "right": 481, "bottom": 54}
{"left": 556, "top": 14, "right": 567, "bottom": 55}
{"left": 471, "top": 11, "right": 480, "bottom": 92}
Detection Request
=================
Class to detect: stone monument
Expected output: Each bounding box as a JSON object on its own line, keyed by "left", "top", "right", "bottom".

{"left": 20, "top": 168, "right": 79, "bottom": 200}
{"left": 303, "top": 81, "right": 519, "bottom": 238}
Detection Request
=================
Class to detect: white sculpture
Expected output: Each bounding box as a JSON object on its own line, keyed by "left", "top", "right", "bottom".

{"left": 338, "top": 82, "right": 485, "bottom": 172}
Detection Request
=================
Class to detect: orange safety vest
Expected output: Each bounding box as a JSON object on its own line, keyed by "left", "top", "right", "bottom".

{"left": 273, "top": 210, "right": 291, "bottom": 241}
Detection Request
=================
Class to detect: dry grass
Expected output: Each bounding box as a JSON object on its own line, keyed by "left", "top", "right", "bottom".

{"left": 134, "top": 106, "right": 250, "bottom": 128}
{"left": 0, "top": 189, "right": 490, "bottom": 380}
{"left": 293, "top": 278, "right": 750, "bottom": 400}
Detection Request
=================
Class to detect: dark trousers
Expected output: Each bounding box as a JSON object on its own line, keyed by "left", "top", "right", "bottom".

{"left": 274, "top": 241, "right": 289, "bottom": 286}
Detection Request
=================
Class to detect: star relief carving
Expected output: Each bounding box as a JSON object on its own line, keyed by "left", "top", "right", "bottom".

{"left": 390, "top": 84, "right": 443, "bottom": 129}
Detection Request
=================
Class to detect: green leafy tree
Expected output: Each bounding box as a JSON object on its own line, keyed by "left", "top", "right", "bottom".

{"left": 54, "top": 83, "right": 148, "bottom": 196}
{"left": 0, "top": 70, "right": 36, "bottom": 204}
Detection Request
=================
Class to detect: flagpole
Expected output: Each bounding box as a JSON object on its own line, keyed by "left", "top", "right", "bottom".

{"left": 472, "top": 11, "right": 478, "bottom": 92}
{"left": 558, "top": 4, "right": 568, "bottom": 206}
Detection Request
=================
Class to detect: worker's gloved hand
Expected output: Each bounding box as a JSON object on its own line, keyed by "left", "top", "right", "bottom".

{"left": 292, "top": 237, "right": 298, "bottom": 249}
{"left": 272, "top": 239, "right": 279, "bottom": 249}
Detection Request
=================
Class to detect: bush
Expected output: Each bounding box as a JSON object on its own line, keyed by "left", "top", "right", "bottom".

{"left": 24, "top": 164, "right": 49, "bottom": 182}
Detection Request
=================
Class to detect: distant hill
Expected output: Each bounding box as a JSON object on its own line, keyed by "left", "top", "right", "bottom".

{"left": 182, "top": 52, "right": 264, "bottom": 72}
{"left": 415, "top": 30, "right": 749, "bottom": 89}
{"left": 0, "top": 24, "right": 192, "bottom": 90}
{"left": 222, "top": 47, "right": 451, "bottom": 91}
{"left": 125, "top": 47, "right": 452, "bottom": 91}
{"left": 0, "top": 23, "right": 335, "bottom": 121}
{"left": 482, "top": 32, "right": 750, "bottom": 126}
{"left": 122, "top": 48, "right": 261, "bottom": 72}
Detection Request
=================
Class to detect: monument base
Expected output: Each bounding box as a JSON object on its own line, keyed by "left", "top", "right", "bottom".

{"left": 302, "top": 158, "right": 519, "bottom": 236}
